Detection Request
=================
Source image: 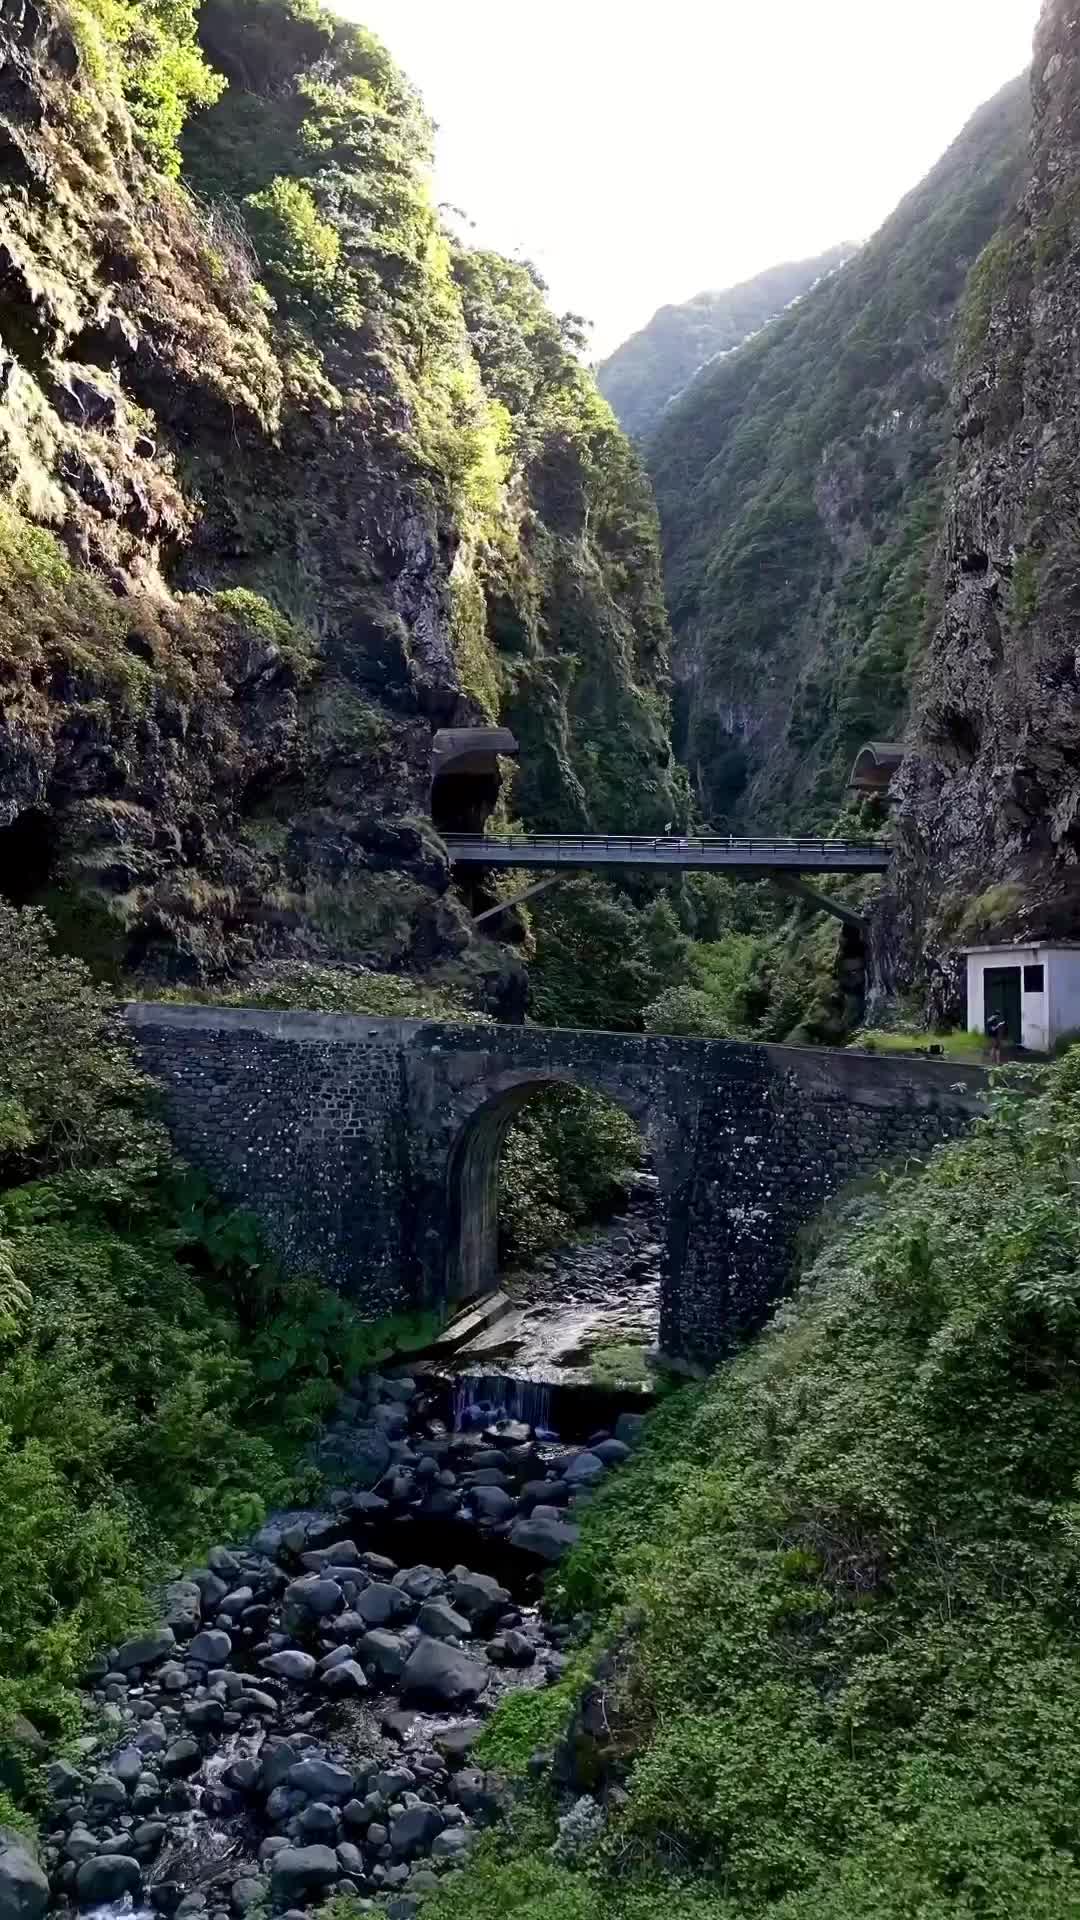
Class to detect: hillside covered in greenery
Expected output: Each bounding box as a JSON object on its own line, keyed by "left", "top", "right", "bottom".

{"left": 597, "top": 246, "right": 854, "bottom": 442}
{"left": 427, "top": 1047, "right": 1080, "bottom": 1920}
{"left": 0, "top": 0, "right": 681, "bottom": 1012}
{"left": 650, "top": 80, "right": 1028, "bottom": 832}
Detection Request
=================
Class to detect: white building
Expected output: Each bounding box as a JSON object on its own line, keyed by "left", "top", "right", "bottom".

{"left": 963, "top": 943, "right": 1080, "bottom": 1053}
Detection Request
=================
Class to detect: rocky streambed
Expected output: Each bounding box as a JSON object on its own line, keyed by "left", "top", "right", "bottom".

{"left": 2, "top": 1374, "right": 645, "bottom": 1920}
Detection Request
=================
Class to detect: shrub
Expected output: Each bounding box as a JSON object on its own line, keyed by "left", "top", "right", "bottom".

{"left": 499, "top": 1087, "right": 641, "bottom": 1263}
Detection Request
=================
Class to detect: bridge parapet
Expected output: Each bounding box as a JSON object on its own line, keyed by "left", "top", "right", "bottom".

{"left": 123, "top": 1004, "right": 983, "bottom": 1370}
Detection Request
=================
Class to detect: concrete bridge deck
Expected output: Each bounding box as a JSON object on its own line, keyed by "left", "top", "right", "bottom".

{"left": 444, "top": 833, "right": 891, "bottom": 874}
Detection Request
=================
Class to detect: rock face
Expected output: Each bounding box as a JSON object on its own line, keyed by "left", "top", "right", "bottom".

{"left": 0, "top": 1841, "right": 48, "bottom": 1920}
{"left": 891, "top": 0, "right": 1080, "bottom": 1010}
{"left": 0, "top": 0, "right": 681, "bottom": 1003}
{"left": 648, "top": 81, "right": 1028, "bottom": 829}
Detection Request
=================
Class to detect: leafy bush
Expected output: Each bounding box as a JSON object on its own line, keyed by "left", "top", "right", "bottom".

{"left": 0, "top": 908, "right": 433, "bottom": 1750}
{"left": 428, "top": 1052, "right": 1080, "bottom": 1919}
{"left": 72, "top": 0, "right": 225, "bottom": 175}
{"left": 159, "top": 959, "right": 483, "bottom": 1022}
{"left": 499, "top": 1087, "right": 641, "bottom": 1263}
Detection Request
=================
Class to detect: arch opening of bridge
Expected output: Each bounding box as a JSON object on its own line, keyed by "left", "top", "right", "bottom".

{"left": 445, "top": 1070, "right": 659, "bottom": 1307}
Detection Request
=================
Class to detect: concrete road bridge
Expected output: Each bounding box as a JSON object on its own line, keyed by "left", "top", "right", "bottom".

{"left": 444, "top": 833, "right": 891, "bottom": 874}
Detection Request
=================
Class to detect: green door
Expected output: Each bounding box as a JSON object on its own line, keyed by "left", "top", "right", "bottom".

{"left": 985, "top": 966, "right": 1022, "bottom": 1044}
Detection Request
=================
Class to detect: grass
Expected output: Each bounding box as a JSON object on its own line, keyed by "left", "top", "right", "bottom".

{"left": 849, "top": 1027, "right": 988, "bottom": 1059}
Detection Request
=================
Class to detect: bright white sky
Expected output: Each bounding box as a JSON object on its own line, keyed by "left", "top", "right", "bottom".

{"left": 337, "top": 0, "right": 1042, "bottom": 359}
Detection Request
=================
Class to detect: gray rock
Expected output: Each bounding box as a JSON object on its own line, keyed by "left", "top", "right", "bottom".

{"left": 187, "top": 1629, "right": 232, "bottom": 1667}
{"left": 261, "top": 1650, "right": 317, "bottom": 1685}
{"left": 614, "top": 1412, "right": 647, "bottom": 1449}
{"left": 400, "top": 1638, "right": 488, "bottom": 1709}
{"left": 592, "top": 1439, "right": 631, "bottom": 1465}
{"left": 260, "top": 1742, "right": 306, "bottom": 1791}
{"left": 392, "top": 1566, "right": 445, "bottom": 1602}
{"left": 322, "top": 1660, "right": 369, "bottom": 1699}
{"left": 230, "top": 1877, "right": 265, "bottom": 1913}
{"left": 318, "top": 1645, "right": 355, "bottom": 1674}
{"left": 63, "top": 1830, "right": 98, "bottom": 1866}
{"left": 47, "top": 1760, "right": 84, "bottom": 1803}
{"left": 509, "top": 1516, "right": 580, "bottom": 1563}
{"left": 562, "top": 1452, "right": 606, "bottom": 1485}
{"left": 0, "top": 1843, "right": 48, "bottom": 1920}
{"left": 519, "top": 1478, "right": 568, "bottom": 1510}
{"left": 356, "top": 1583, "right": 411, "bottom": 1627}
{"left": 431, "top": 1828, "right": 472, "bottom": 1859}
{"left": 161, "top": 1739, "right": 201, "bottom": 1777}
{"left": 298, "top": 1803, "right": 338, "bottom": 1840}
{"left": 269, "top": 1846, "right": 340, "bottom": 1903}
{"left": 390, "top": 1805, "right": 444, "bottom": 1859}
{"left": 75, "top": 1855, "right": 142, "bottom": 1908}
{"left": 284, "top": 1578, "right": 344, "bottom": 1627}
{"left": 416, "top": 1599, "right": 470, "bottom": 1642}
{"left": 487, "top": 1630, "right": 535, "bottom": 1667}
{"left": 112, "top": 1747, "right": 144, "bottom": 1787}
{"left": 184, "top": 1699, "right": 225, "bottom": 1732}
{"left": 335, "top": 1842, "right": 364, "bottom": 1878}
{"left": 448, "top": 1569, "right": 511, "bottom": 1630}
{"left": 113, "top": 1627, "right": 176, "bottom": 1672}
{"left": 469, "top": 1486, "right": 515, "bottom": 1523}
{"left": 431, "top": 1723, "right": 482, "bottom": 1764}
{"left": 357, "top": 1630, "right": 408, "bottom": 1680}
{"left": 89, "top": 1773, "right": 128, "bottom": 1806}
{"left": 162, "top": 1581, "right": 202, "bottom": 1638}
{"left": 288, "top": 1759, "right": 354, "bottom": 1801}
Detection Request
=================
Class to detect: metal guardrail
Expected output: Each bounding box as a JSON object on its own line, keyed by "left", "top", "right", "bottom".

{"left": 444, "top": 833, "right": 891, "bottom": 872}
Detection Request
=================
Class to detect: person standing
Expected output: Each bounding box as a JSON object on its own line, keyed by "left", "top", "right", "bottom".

{"left": 986, "top": 1011, "right": 1007, "bottom": 1066}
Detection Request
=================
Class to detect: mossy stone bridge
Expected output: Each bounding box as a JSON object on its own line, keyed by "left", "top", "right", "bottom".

{"left": 126, "top": 1005, "right": 979, "bottom": 1372}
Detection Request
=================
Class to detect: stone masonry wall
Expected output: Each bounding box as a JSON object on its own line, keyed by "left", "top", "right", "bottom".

{"left": 124, "top": 1004, "right": 986, "bottom": 1368}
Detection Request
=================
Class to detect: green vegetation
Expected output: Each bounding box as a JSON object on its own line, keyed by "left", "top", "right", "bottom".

{"left": 587, "top": 1341, "right": 651, "bottom": 1390}
{"left": 159, "top": 961, "right": 483, "bottom": 1022}
{"left": 0, "top": 905, "right": 428, "bottom": 1760}
{"left": 650, "top": 80, "right": 1028, "bottom": 827}
{"left": 426, "top": 1051, "right": 1080, "bottom": 1920}
{"left": 72, "top": 0, "right": 224, "bottom": 175}
{"left": 500, "top": 1088, "right": 641, "bottom": 1263}
{"left": 850, "top": 1027, "right": 987, "bottom": 1059}
{"left": 598, "top": 246, "right": 855, "bottom": 442}
{"left": 528, "top": 880, "right": 690, "bottom": 1033}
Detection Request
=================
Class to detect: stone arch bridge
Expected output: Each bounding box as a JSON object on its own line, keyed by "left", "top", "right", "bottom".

{"left": 124, "top": 1005, "right": 984, "bottom": 1371}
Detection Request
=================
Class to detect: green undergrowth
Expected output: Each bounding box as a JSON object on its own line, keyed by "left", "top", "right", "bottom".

{"left": 0, "top": 904, "right": 432, "bottom": 1773}
{"left": 424, "top": 1052, "right": 1080, "bottom": 1920}
{"left": 850, "top": 1027, "right": 988, "bottom": 1059}
{"left": 499, "top": 1087, "right": 642, "bottom": 1264}
{"left": 151, "top": 960, "right": 483, "bottom": 1023}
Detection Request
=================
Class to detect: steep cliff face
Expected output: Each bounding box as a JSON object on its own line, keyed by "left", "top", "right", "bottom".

{"left": 0, "top": 0, "right": 680, "bottom": 1001}
{"left": 650, "top": 83, "right": 1029, "bottom": 830}
{"left": 597, "top": 245, "right": 854, "bottom": 442}
{"left": 892, "top": 0, "right": 1080, "bottom": 1009}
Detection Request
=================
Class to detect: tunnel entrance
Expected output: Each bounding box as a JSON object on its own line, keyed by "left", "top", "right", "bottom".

{"left": 0, "top": 807, "right": 56, "bottom": 907}
{"left": 430, "top": 726, "right": 519, "bottom": 837}
{"left": 445, "top": 1077, "right": 662, "bottom": 1391}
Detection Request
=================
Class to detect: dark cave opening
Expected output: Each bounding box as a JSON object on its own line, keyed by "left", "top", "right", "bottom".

{"left": 0, "top": 807, "right": 56, "bottom": 908}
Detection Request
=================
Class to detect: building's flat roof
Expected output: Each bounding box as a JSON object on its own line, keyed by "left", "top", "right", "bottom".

{"left": 961, "top": 942, "right": 1080, "bottom": 955}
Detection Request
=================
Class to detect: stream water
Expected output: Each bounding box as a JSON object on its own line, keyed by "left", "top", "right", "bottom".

{"left": 40, "top": 1190, "right": 663, "bottom": 1920}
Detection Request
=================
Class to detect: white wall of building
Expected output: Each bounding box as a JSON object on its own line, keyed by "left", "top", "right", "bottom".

{"left": 965, "top": 945, "right": 1080, "bottom": 1051}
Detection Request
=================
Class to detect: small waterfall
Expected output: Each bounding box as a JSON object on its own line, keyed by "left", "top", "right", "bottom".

{"left": 452, "top": 1372, "right": 553, "bottom": 1435}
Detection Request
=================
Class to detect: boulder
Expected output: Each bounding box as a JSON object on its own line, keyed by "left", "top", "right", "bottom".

{"left": 261, "top": 1650, "right": 317, "bottom": 1685}
{"left": 448, "top": 1569, "right": 510, "bottom": 1631}
{"left": 269, "top": 1847, "right": 339, "bottom": 1904}
{"left": 287, "top": 1760, "right": 354, "bottom": 1801}
{"left": 416, "top": 1599, "right": 470, "bottom": 1642}
{"left": 259, "top": 1742, "right": 307, "bottom": 1791}
{"left": 392, "top": 1565, "right": 445, "bottom": 1602}
{"left": 322, "top": 1660, "right": 369, "bottom": 1699}
{"left": 355, "top": 1583, "right": 411, "bottom": 1627}
{"left": 562, "top": 1452, "right": 606, "bottom": 1485}
{"left": 113, "top": 1627, "right": 176, "bottom": 1671}
{"left": 487, "top": 1630, "right": 535, "bottom": 1667}
{"left": 469, "top": 1485, "right": 515, "bottom": 1523}
{"left": 357, "top": 1630, "right": 408, "bottom": 1680}
{"left": 592, "top": 1439, "right": 631, "bottom": 1466}
{"left": 162, "top": 1580, "right": 202, "bottom": 1638}
{"left": 614, "top": 1412, "right": 647, "bottom": 1449}
{"left": 400, "top": 1637, "right": 488, "bottom": 1709}
{"left": 75, "top": 1855, "right": 142, "bottom": 1908}
{"left": 390, "top": 1805, "right": 445, "bottom": 1859}
{"left": 509, "top": 1516, "right": 580, "bottom": 1563}
{"left": 519, "top": 1478, "right": 569, "bottom": 1510}
{"left": 0, "top": 1842, "right": 48, "bottom": 1920}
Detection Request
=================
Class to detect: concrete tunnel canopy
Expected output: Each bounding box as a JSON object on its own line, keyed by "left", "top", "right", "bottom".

{"left": 848, "top": 741, "right": 904, "bottom": 798}
{"left": 430, "top": 726, "right": 519, "bottom": 835}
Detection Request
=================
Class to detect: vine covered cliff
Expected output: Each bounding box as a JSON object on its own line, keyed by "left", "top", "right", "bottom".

{"left": 0, "top": 0, "right": 681, "bottom": 1005}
